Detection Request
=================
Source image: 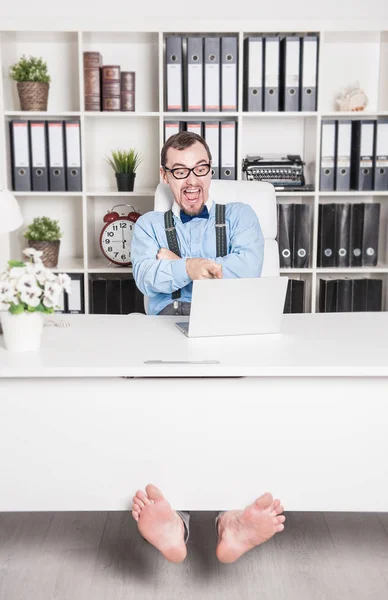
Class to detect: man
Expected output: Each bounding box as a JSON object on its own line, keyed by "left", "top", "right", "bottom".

{"left": 130, "top": 132, "right": 285, "bottom": 564}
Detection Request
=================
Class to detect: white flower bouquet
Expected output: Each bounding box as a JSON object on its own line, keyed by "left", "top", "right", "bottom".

{"left": 0, "top": 248, "right": 71, "bottom": 315}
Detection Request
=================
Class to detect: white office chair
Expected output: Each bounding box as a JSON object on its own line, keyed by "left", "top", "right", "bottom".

{"left": 144, "top": 180, "right": 280, "bottom": 313}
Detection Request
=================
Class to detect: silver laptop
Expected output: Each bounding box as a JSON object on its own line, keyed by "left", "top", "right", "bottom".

{"left": 175, "top": 277, "right": 288, "bottom": 338}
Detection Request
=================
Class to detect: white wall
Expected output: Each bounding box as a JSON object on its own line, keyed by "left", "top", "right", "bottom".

{"left": 1, "top": 0, "right": 387, "bottom": 27}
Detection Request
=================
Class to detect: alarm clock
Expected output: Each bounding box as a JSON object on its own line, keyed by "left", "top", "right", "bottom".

{"left": 99, "top": 204, "right": 141, "bottom": 266}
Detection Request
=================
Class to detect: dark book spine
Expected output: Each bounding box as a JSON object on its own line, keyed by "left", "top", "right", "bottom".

{"left": 84, "top": 52, "right": 102, "bottom": 111}
{"left": 121, "top": 71, "right": 136, "bottom": 111}
{"left": 102, "top": 66, "right": 121, "bottom": 111}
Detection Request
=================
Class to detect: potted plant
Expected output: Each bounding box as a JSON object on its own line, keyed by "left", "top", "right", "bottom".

{"left": 9, "top": 54, "right": 51, "bottom": 111}
{"left": 0, "top": 248, "right": 71, "bottom": 352}
{"left": 107, "top": 148, "right": 143, "bottom": 192}
{"left": 23, "top": 216, "right": 63, "bottom": 268}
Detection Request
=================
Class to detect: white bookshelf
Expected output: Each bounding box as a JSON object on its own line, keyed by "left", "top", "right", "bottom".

{"left": 1, "top": 24, "right": 388, "bottom": 314}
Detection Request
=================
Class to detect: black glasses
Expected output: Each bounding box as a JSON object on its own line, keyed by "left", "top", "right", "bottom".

{"left": 164, "top": 163, "right": 211, "bottom": 180}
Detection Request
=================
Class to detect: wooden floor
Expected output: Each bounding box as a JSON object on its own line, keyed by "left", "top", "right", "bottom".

{"left": 0, "top": 511, "right": 387, "bottom": 600}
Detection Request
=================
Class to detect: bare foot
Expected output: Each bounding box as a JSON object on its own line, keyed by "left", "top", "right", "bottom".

{"left": 216, "top": 492, "right": 286, "bottom": 563}
{"left": 131, "top": 484, "right": 187, "bottom": 563}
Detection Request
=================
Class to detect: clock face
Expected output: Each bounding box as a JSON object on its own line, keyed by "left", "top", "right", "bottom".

{"left": 100, "top": 218, "right": 134, "bottom": 265}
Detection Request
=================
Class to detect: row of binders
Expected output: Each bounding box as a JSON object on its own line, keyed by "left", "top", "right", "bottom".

{"left": 318, "top": 203, "right": 380, "bottom": 268}
{"left": 165, "top": 36, "right": 238, "bottom": 112}
{"left": 244, "top": 35, "right": 318, "bottom": 112}
{"left": 55, "top": 275, "right": 85, "bottom": 314}
{"left": 284, "top": 279, "right": 305, "bottom": 313}
{"left": 277, "top": 204, "right": 311, "bottom": 268}
{"left": 9, "top": 119, "right": 82, "bottom": 192}
{"left": 320, "top": 118, "right": 388, "bottom": 191}
{"left": 164, "top": 120, "right": 237, "bottom": 180}
{"left": 319, "top": 278, "right": 382, "bottom": 312}
{"left": 90, "top": 276, "right": 145, "bottom": 314}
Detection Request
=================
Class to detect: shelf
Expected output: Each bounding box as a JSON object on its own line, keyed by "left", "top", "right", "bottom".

{"left": 5, "top": 111, "right": 82, "bottom": 118}
{"left": 317, "top": 267, "right": 388, "bottom": 273}
{"left": 12, "top": 192, "right": 83, "bottom": 197}
{"left": 276, "top": 191, "right": 315, "bottom": 197}
{"left": 163, "top": 112, "right": 238, "bottom": 118}
{"left": 87, "top": 258, "right": 133, "bottom": 273}
{"left": 84, "top": 112, "right": 159, "bottom": 118}
{"left": 280, "top": 269, "right": 314, "bottom": 274}
{"left": 319, "top": 191, "right": 388, "bottom": 197}
{"left": 243, "top": 112, "right": 317, "bottom": 118}
{"left": 320, "top": 111, "right": 388, "bottom": 118}
{"left": 51, "top": 258, "right": 85, "bottom": 273}
{"left": 86, "top": 189, "right": 155, "bottom": 197}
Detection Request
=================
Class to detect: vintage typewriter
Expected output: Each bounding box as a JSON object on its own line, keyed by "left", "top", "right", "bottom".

{"left": 242, "top": 154, "right": 313, "bottom": 190}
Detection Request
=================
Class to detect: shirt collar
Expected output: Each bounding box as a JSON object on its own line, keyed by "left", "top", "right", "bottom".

{"left": 172, "top": 196, "right": 214, "bottom": 221}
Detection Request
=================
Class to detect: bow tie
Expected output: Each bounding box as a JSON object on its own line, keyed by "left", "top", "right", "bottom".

{"left": 180, "top": 205, "right": 209, "bottom": 224}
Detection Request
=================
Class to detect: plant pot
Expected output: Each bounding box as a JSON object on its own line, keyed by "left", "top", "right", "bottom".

{"left": 17, "top": 82, "right": 49, "bottom": 111}
{"left": 115, "top": 172, "right": 136, "bottom": 192}
{"left": 28, "top": 240, "right": 60, "bottom": 268}
{"left": 0, "top": 311, "right": 44, "bottom": 352}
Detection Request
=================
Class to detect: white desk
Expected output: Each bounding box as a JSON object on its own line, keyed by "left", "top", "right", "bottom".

{"left": 1, "top": 312, "right": 388, "bottom": 512}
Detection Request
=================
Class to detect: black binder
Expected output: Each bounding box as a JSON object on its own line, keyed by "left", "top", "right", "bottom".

{"left": 336, "top": 278, "right": 352, "bottom": 312}
{"left": 335, "top": 203, "right": 350, "bottom": 268}
{"left": 29, "top": 121, "right": 49, "bottom": 192}
{"left": 277, "top": 203, "right": 293, "bottom": 268}
{"left": 374, "top": 118, "right": 388, "bottom": 191}
{"left": 319, "top": 278, "right": 337, "bottom": 313}
{"left": 366, "top": 279, "right": 382, "bottom": 311}
{"left": 106, "top": 278, "right": 121, "bottom": 314}
{"left": 91, "top": 278, "right": 107, "bottom": 314}
{"left": 9, "top": 120, "right": 31, "bottom": 191}
{"left": 284, "top": 279, "right": 292, "bottom": 313}
{"left": 291, "top": 279, "right": 305, "bottom": 313}
{"left": 318, "top": 203, "right": 336, "bottom": 268}
{"left": 293, "top": 204, "right": 310, "bottom": 268}
{"left": 351, "top": 120, "right": 375, "bottom": 191}
{"left": 349, "top": 203, "right": 364, "bottom": 268}
{"left": 121, "top": 277, "right": 146, "bottom": 314}
{"left": 352, "top": 279, "right": 367, "bottom": 312}
{"left": 362, "top": 203, "right": 380, "bottom": 267}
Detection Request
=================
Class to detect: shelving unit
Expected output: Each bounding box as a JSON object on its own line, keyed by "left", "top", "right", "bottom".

{"left": 1, "top": 24, "right": 388, "bottom": 314}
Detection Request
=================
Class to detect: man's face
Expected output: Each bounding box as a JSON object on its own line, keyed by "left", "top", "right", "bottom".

{"left": 160, "top": 141, "right": 212, "bottom": 216}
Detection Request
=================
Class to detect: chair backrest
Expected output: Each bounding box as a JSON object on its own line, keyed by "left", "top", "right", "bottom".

{"left": 154, "top": 180, "right": 280, "bottom": 277}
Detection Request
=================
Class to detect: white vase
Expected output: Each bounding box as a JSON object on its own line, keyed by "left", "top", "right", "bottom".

{"left": 0, "top": 311, "right": 44, "bottom": 352}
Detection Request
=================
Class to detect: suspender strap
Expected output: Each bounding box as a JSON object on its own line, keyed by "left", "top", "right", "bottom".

{"left": 163, "top": 204, "right": 228, "bottom": 302}
{"left": 164, "top": 209, "right": 181, "bottom": 299}
{"left": 215, "top": 203, "right": 227, "bottom": 257}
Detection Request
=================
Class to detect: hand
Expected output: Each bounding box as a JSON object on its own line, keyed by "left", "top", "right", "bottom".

{"left": 157, "top": 247, "right": 180, "bottom": 260}
{"left": 186, "top": 258, "right": 223, "bottom": 280}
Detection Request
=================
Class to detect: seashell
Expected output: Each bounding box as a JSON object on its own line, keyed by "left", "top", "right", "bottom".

{"left": 335, "top": 81, "right": 368, "bottom": 112}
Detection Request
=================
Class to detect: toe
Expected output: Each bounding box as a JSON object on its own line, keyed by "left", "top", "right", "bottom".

{"left": 136, "top": 490, "right": 151, "bottom": 505}
{"left": 275, "top": 504, "right": 284, "bottom": 515}
{"left": 276, "top": 515, "right": 286, "bottom": 524}
{"left": 132, "top": 510, "right": 139, "bottom": 522}
{"left": 132, "top": 503, "right": 141, "bottom": 514}
{"left": 133, "top": 497, "right": 145, "bottom": 509}
{"left": 275, "top": 523, "right": 285, "bottom": 532}
{"left": 146, "top": 484, "right": 164, "bottom": 502}
{"left": 255, "top": 492, "right": 273, "bottom": 510}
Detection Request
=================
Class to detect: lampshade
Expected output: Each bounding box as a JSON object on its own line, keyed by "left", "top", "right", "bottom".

{"left": 0, "top": 188, "right": 23, "bottom": 233}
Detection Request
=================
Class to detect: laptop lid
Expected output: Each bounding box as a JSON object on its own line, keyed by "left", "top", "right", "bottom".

{"left": 187, "top": 277, "right": 288, "bottom": 338}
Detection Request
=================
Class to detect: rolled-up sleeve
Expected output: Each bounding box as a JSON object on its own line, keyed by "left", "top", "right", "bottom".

{"left": 131, "top": 216, "right": 191, "bottom": 297}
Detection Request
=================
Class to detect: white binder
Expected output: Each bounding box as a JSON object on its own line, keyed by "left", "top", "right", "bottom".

{"left": 204, "top": 121, "right": 220, "bottom": 179}
{"left": 264, "top": 36, "right": 280, "bottom": 111}
{"left": 187, "top": 37, "right": 203, "bottom": 112}
{"left": 64, "top": 121, "right": 82, "bottom": 192}
{"left": 10, "top": 120, "right": 31, "bottom": 191}
{"left": 204, "top": 37, "right": 220, "bottom": 112}
{"left": 67, "top": 276, "right": 82, "bottom": 313}
{"left": 335, "top": 120, "right": 352, "bottom": 191}
{"left": 29, "top": 121, "right": 48, "bottom": 192}
{"left": 282, "top": 36, "right": 300, "bottom": 111}
{"left": 164, "top": 121, "right": 180, "bottom": 142}
{"left": 221, "top": 36, "right": 237, "bottom": 111}
{"left": 320, "top": 120, "right": 336, "bottom": 191}
{"left": 374, "top": 118, "right": 388, "bottom": 190}
{"left": 186, "top": 121, "right": 202, "bottom": 136}
{"left": 244, "top": 37, "right": 263, "bottom": 111}
{"left": 220, "top": 121, "right": 236, "bottom": 180}
{"left": 301, "top": 36, "right": 318, "bottom": 111}
{"left": 165, "top": 36, "right": 183, "bottom": 111}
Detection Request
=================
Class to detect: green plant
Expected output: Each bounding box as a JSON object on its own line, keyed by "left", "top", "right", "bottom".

{"left": 107, "top": 149, "right": 143, "bottom": 174}
{"left": 23, "top": 217, "right": 62, "bottom": 242}
{"left": 9, "top": 55, "right": 51, "bottom": 83}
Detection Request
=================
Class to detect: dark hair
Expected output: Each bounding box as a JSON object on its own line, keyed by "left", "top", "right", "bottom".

{"left": 161, "top": 131, "right": 212, "bottom": 167}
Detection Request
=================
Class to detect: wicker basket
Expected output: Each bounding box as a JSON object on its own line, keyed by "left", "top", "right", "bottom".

{"left": 17, "top": 82, "right": 49, "bottom": 111}
{"left": 28, "top": 240, "right": 60, "bottom": 268}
